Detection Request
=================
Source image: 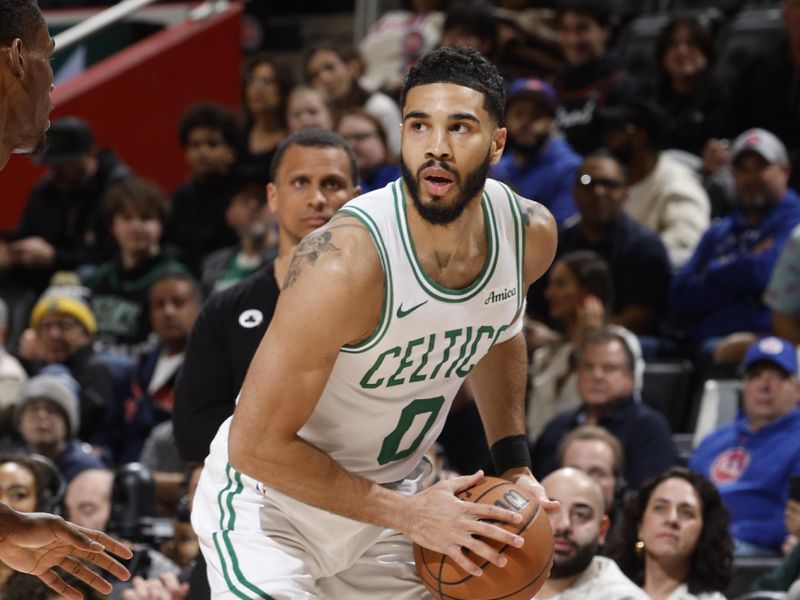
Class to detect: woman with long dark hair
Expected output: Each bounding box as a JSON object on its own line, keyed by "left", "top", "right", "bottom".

{"left": 608, "top": 467, "right": 733, "bottom": 600}
{"left": 241, "top": 53, "right": 295, "bottom": 172}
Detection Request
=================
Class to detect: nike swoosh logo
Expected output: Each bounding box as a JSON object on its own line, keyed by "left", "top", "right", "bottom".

{"left": 396, "top": 300, "right": 428, "bottom": 318}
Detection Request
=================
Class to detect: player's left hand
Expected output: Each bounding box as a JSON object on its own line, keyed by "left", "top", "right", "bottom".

{"left": 500, "top": 468, "right": 559, "bottom": 514}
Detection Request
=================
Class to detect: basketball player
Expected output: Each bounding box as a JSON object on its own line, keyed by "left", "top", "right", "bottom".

{"left": 0, "top": 0, "right": 55, "bottom": 171}
{"left": 193, "top": 46, "right": 558, "bottom": 599}
{"left": 0, "top": 3, "right": 133, "bottom": 596}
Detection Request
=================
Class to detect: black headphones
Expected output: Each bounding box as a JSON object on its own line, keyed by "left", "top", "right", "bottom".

{"left": 28, "top": 454, "right": 66, "bottom": 515}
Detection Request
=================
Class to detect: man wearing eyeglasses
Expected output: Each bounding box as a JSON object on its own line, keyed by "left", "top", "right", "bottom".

{"left": 25, "top": 288, "right": 113, "bottom": 441}
{"left": 526, "top": 153, "right": 670, "bottom": 338}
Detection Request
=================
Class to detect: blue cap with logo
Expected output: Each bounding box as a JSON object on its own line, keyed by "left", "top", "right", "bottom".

{"left": 743, "top": 336, "right": 798, "bottom": 376}
{"left": 506, "top": 78, "right": 557, "bottom": 115}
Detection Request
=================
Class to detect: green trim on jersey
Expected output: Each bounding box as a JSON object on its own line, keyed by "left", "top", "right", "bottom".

{"left": 498, "top": 181, "right": 526, "bottom": 313}
{"left": 392, "top": 180, "right": 499, "bottom": 303}
{"left": 338, "top": 206, "right": 394, "bottom": 354}
{"left": 214, "top": 464, "right": 276, "bottom": 599}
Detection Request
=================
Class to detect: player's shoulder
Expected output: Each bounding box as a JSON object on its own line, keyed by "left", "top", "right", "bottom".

{"left": 281, "top": 212, "right": 383, "bottom": 293}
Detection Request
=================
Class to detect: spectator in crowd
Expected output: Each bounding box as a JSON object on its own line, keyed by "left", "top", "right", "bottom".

{"left": 356, "top": 0, "right": 445, "bottom": 97}
{"left": 765, "top": 222, "right": 800, "bottom": 345}
{"left": 336, "top": 107, "right": 400, "bottom": 194}
{"left": 750, "top": 495, "right": 800, "bottom": 595}
{"left": 690, "top": 336, "right": 800, "bottom": 556}
{"left": 558, "top": 425, "right": 625, "bottom": 517}
{"left": 305, "top": 43, "right": 402, "bottom": 155}
{"left": 599, "top": 98, "right": 710, "bottom": 269}
{"left": 647, "top": 16, "right": 734, "bottom": 157}
{"left": 533, "top": 327, "right": 676, "bottom": 489}
{"left": 240, "top": 53, "right": 294, "bottom": 173}
{"left": 14, "top": 369, "right": 104, "bottom": 483}
{"left": 734, "top": 0, "right": 800, "bottom": 191}
{"left": 527, "top": 251, "right": 614, "bottom": 437}
{"left": 166, "top": 103, "right": 241, "bottom": 276}
{"left": 490, "top": 77, "right": 581, "bottom": 227}
{"left": 439, "top": 1, "right": 498, "bottom": 62}
{"left": 96, "top": 272, "right": 200, "bottom": 466}
{"left": 671, "top": 129, "right": 800, "bottom": 346}
{"left": 0, "top": 117, "right": 132, "bottom": 292}
{"left": 201, "top": 164, "right": 277, "bottom": 295}
{"left": 63, "top": 468, "right": 113, "bottom": 533}
{"left": 552, "top": 151, "right": 671, "bottom": 334}
{"left": 27, "top": 287, "right": 113, "bottom": 440}
{"left": 0, "top": 453, "right": 71, "bottom": 595}
{"left": 0, "top": 298, "right": 27, "bottom": 432}
{"left": 173, "top": 129, "right": 360, "bottom": 464}
{"left": 286, "top": 86, "right": 335, "bottom": 134}
{"left": 553, "top": 0, "right": 638, "bottom": 155}
{"left": 608, "top": 467, "right": 732, "bottom": 600}
{"left": 535, "top": 467, "right": 647, "bottom": 600}
{"left": 87, "top": 178, "right": 186, "bottom": 357}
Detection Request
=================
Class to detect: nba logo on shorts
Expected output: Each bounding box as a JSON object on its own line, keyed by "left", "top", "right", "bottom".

{"left": 710, "top": 447, "right": 750, "bottom": 485}
{"left": 255, "top": 481, "right": 269, "bottom": 497}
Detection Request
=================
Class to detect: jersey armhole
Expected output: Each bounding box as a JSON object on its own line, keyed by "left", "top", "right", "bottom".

{"left": 338, "top": 207, "right": 394, "bottom": 353}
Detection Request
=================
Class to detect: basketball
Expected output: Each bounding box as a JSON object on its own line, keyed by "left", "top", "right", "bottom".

{"left": 414, "top": 476, "right": 554, "bottom": 600}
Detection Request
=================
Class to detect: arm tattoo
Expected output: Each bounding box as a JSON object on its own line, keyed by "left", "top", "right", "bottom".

{"left": 283, "top": 230, "right": 340, "bottom": 289}
{"left": 520, "top": 199, "right": 550, "bottom": 227}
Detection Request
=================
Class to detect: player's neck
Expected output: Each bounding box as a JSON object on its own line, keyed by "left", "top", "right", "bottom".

{"left": 406, "top": 191, "right": 485, "bottom": 257}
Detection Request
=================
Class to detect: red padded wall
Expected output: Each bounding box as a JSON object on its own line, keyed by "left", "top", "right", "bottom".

{"left": 0, "top": 3, "right": 243, "bottom": 230}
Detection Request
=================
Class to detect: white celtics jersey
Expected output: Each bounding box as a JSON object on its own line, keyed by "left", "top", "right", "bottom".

{"left": 296, "top": 177, "right": 527, "bottom": 484}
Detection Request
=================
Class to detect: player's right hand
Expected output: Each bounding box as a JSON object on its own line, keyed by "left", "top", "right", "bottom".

{"left": 401, "top": 470, "right": 525, "bottom": 577}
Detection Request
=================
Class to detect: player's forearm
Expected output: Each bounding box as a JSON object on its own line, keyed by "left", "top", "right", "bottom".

{"left": 469, "top": 333, "right": 528, "bottom": 445}
{"left": 228, "top": 434, "right": 411, "bottom": 532}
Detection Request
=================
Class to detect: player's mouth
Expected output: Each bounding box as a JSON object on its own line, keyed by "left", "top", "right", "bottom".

{"left": 421, "top": 168, "right": 455, "bottom": 197}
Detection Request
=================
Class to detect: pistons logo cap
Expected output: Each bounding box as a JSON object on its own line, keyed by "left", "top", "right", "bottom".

{"left": 743, "top": 336, "right": 798, "bottom": 376}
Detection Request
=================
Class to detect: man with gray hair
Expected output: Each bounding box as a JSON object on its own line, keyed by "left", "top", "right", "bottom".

{"left": 671, "top": 128, "right": 800, "bottom": 345}
{"left": 0, "top": 298, "right": 27, "bottom": 430}
{"left": 534, "top": 467, "right": 647, "bottom": 600}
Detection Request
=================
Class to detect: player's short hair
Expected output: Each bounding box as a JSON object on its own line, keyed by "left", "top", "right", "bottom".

{"left": 270, "top": 128, "right": 359, "bottom": 186}
{"left": 177, "top": 102, "right": 241, "bottom": 150}
{"left": 557, "top": 425, "right": 625, "bottom": 478}
{"left": 400, "top": 47, "right": 506, "bottom": 126}
{"left": 102, "top": 177, "right": 170, "bottom": 228}
{"left": 0, "top": 0, "right": 44, "bottom": 46}
{"left": 557, "top": 0, "right": 612, "bottom": 28}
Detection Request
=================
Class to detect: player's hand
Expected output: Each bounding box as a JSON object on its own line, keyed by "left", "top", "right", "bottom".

{"left": 501, "top": 468, "right": 559, "bottom": 515}
{"left": 403, "top": 470, "right": 525, "bottom": 577}
{"left": 0, "top": 507, "right": 132, "bottom": 599}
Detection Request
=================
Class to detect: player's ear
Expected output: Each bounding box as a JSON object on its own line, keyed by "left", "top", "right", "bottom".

{"left": 351, "top": 184, "right": 363, "bottom": 198}
{"left": 490, "top": 127, "right": 507, "bottom": 165}
{"left": 267, "top": 182, "right": 278, "bottom": 213}
{"left": 6, "top": 38, "right": 25, "bottom": 79}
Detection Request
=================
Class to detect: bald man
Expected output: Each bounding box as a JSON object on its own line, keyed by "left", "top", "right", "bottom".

{"left": 535, "top": 468, "right": 646, "bottom": 600}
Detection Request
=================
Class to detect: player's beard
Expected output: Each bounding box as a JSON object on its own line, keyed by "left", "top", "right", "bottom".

{"left": 401, "top": 150, "right": 492, "bottom": 226}
{"left": 549, "top": 536, "right": 598, "bottom": 579}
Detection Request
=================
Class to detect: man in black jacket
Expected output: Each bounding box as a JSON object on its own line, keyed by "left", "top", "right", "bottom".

{"left": 2, "top": 117, "right": 132, "bottom": 292}
{"left": 532, "top": 327, "right": 677, "bottom": 488}
{"left": 173, "top": 129, "right": 360, "bottom": 464}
